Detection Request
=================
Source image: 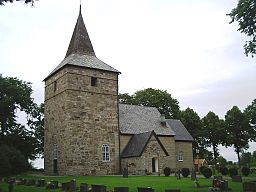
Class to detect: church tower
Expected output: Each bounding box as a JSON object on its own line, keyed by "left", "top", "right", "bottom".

{"left": 44, "top": 6, "right": 120, "bottom": 175}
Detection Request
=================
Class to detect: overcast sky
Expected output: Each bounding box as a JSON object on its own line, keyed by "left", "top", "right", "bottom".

{"left": 1, "top": 0, "right": 255, "bottom": 167}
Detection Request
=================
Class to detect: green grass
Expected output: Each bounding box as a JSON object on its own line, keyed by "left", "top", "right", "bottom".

{"left": 1, "top": 174, "right": 255, "bottom": 192}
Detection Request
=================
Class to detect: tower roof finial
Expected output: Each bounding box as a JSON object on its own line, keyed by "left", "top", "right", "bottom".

{"left": 79, "top": 0, "right": 82, "bottom": 14}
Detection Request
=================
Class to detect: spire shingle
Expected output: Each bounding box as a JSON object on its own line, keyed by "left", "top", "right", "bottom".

{"left": 65, "top": 6, "right": 95, "bottom": 57}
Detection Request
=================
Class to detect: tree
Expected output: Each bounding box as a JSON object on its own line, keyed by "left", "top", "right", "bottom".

{"left": 244, "top": 99, "right": 256, "bottom": 132}
{"left": 27, "top": 103, "right": 44, "bottom": 156}
{"left": 240, "top": 151, "right": 252, "bottom": 167}
{"left": 0, "top": 124, "right": 38, "bottom": 160}
{"left": 0, "top": 144, "right": 29, "bottom": 176}
{"left": 0, "top": 75, "right": 43, "bottom": 160}
{"left": 225, "top": 106, "right": 251, "bottom": 166}
{"left": 202, "top": 112, "right": 226, "bottom": 164}
{"left": 228, "top": 0, "right": 256, "bottom": 57}
{"left": 119, "top": 93, "right": 135, "bottom": 105}
{"left": 180, "top": 108, "right": 204, "bottom": 156}
{"left": 119, "top": 88, "right": 180, "bottom": 119}
{"left": 0, "top": 0, "right": 34, "bottom": 6}
{"left": 217, "top": 156, "right": 228, "bottom": 166}
{"left": 0, "top": 74, "right": 34, "bottom": 136}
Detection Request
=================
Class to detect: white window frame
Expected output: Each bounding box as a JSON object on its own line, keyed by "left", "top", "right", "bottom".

{"left": 102, "top": 144, "right": 110, "bottom": 162}
{"left": 178, "top": 151, "right": 183, "bottom": 161}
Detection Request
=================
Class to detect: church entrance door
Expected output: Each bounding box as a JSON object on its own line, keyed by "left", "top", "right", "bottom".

{"left": 152, "top": 157, "right": 158, "bottom": 173}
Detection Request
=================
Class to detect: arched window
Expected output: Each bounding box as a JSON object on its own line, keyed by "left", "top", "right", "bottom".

{"left": 178, "top": 151, "right": 183, "bottom": 161}
{"left": 102, "top": 144, "right": 110, "bottom": 161}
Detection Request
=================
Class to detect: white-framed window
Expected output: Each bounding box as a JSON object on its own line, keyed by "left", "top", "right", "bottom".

{"left": 102, "top": 144, "right": 110, "bottom": 161}
{"left": 178, "top": 151, "right": 183, "bottom": 161}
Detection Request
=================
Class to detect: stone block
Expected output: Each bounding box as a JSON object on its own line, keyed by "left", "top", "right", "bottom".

{"left": 114, "top": 187, "right": 129, "bottom": 192}
{"left": 91, "top": 184, "right": 107, "bottom": 192}
{"left": 137, "top": 187, "right": 154, "bottom": 192}
{"left": 232, "top": 175, "right": 242, "bottom": 182}
{"left": 80, "top": 183, "right": 89, "bottom": 192}
{"left": 243, "top": 182, "right": 256, "bottom": 192}
{"left": 165, "top": 190, "right": 181, "bottom": 192}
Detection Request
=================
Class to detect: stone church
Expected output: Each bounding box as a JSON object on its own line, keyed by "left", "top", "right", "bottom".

{"left": 44, "top": 7, "right": 194, "bottom": 176}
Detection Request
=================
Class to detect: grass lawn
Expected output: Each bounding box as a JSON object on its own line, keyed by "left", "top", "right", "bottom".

{"left": 0, "top": 174, "right": 253, "bottom": 192}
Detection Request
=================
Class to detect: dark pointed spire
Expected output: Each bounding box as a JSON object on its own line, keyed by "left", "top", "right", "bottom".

{"left": 65, "top": 5, "right": 95, "bottom": 57}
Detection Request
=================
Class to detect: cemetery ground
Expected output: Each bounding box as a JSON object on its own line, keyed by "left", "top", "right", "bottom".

{"left": 1, "top": 173, "right": 256, "bottom": 192}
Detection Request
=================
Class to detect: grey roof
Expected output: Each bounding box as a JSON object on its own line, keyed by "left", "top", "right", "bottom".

{"left": 119, "top": 104, "right": 176, "bottom": 136}
{"left": 44, "top": 54, "right": 120, "bottom": 80}
{"left": 166, "top": 119, "right": 194, "bottom": 141}
{"left": 44, "top": 6, "right": 120, "bottom": 81}
{"left": 65, "top": 5, "right": 95, "bottom": 58}
{"left": 121, "top": 131, "right": 169, "bottom": 158}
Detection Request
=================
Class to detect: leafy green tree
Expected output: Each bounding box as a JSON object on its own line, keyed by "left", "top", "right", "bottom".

{"left": 0, "top": 0, "right": 34, "bottom": 6}
{"left": 27, "top": 103, "right": 44, "bottom": 156}
{"left": 0, "top": 75, "right": 34, "bottom": 135}
{"left": 180, "top": 108, "right": 204, "bottom": 156}
{"left": 0, "top": 144, "right": 29, "bottom": 176}
{"left": 228, "top": 0, "right": 256, "bottom": 57}
{"left": 119, "top": 93, "right": 135, "bottom": 105}
{"left": 240, "top": 151, "right": 252, "bottom": 167}
{"left": 244, "top": 99, "right": 256, "bottom": 132}
{"left": 119, "top": 88, "right": 180, "bottom": 119}
{"left": 225, "top": 106, "right": 251, "bottom": 166}
{"left": 202, "top": 112, "right": 226, "bottom": 164}
{"left": 0, "top": 124, "right": 38, "bottom": 160}
{"left": 217, "top": 156, "right": 228, "bottom": 166}
{"left": 0, "top": 75, "right": 43, "bottom": 160}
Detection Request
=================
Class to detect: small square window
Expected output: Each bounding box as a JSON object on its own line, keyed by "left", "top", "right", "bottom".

{"left": 91, "top": 77, "right": 97, "bottom": 86}
{"left": 53, "top": 81, "right": 57, "bottom": 92}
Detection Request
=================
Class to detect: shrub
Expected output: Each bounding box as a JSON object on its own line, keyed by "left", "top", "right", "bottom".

{"left": 229, "top": 167, "right": 238, "bottom": 177}
{"left": 164, "top": 167, "right": 171, "bottom": 176}
{"left": 202, "top": 167, "right": 212, "bottom": 178}
{"left": 199, "top": 166, "right": 207, "bottom": 174}
{"left": 181, "top": 168, "right": 190, "bottom": 177}
{"left": 219, "top": 166, "right": 229, "bottom": 175}
{"left": 241, "top": 167, "right": 250, "bottom": 176}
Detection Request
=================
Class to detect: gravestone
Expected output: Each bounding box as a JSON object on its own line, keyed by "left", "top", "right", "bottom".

{"left": 80, "top": 183, "right": 89, "bottom": 192}
{"left": 213, "top": 176, "right": 222, "bottom": 180}
{"left": 176, "top": 170, "right": 181, "bottom": 180}
{"left": 26, "top": 179, "right": 36, "bottom": 186}
{"left": 232, "top": 175, "right": 242, "bottom": 182}
{"left": 243, "top": 182, "right": 256, "bottom": 192}
{"left": 46, "top": 180, "right": 58, "bottom": 189}
{"left": 165, "top": 189, "right": 181, "bottom": 192}
{"left": 37, "top": 179, "right": 46, "bottom": 187}
{"left": 68, "top": 180, "right": 76, "bottom": 191}
{"left": 114, "top": 187, "right": 129, "bottom": 192}
{"left": 191, "top": 168, "right": 196, "bottom": 181}
{"left": 8, "top": 180, "right": 14, "bottom": 192}
{"left": 123, "top": 168, "right": 128, "bottom": 178}
{"left": 137, "top": 187, "right": 154, "bottom": 192}
{"left": 92, "top": 184, "right": 106, "bottom": 192}
{"left": 51, "top": 180, "right": 59, "bottom": 189}
{"left": 61, "top": 182, "right": 69, "bottom": 191}
{"left": 219, "top": 180, "right": 228, "bottom": 191}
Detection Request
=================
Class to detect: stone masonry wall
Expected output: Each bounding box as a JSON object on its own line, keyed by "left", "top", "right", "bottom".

{"left": 158, "top": 136, "right": 177, "bottom": 171}
{"left": 175, "top": 141, "right": 193, "bottom": 170}
{"left": 121, "top": 135, "right": 168, "bottom": 175}
{"left": 44, "top": 65, "right": 119, "bottom": 175}
{"left": 119, "top": 135, "right": 132, "bottom": 154}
